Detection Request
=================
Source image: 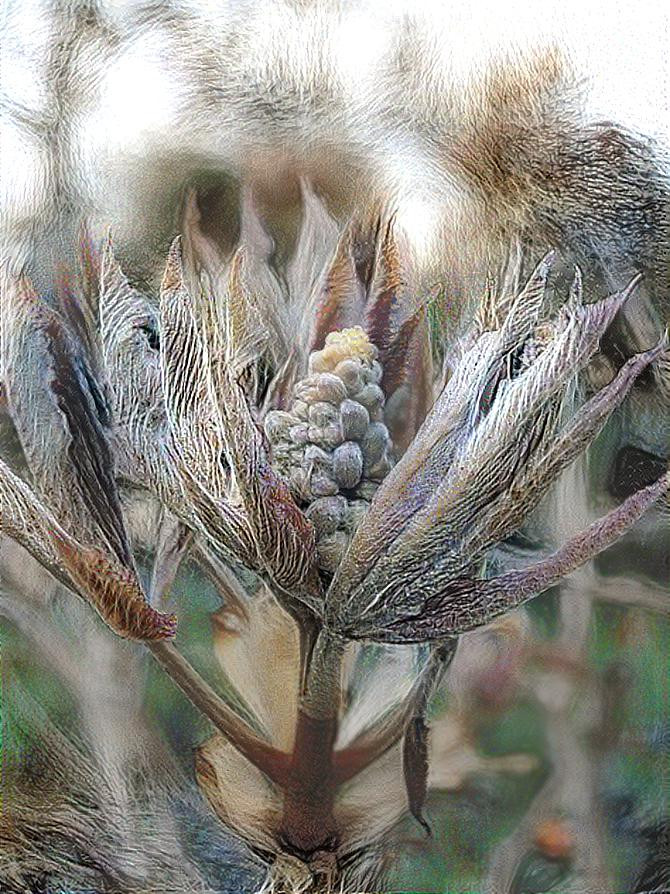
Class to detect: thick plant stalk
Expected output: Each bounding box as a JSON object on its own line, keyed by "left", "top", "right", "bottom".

{"left": 278, "top": 629, "right": 347, "bottom": 855}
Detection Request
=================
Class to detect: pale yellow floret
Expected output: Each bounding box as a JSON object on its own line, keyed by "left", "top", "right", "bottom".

{"left": 311, "top": 327, "right": 378, "bottom": 373}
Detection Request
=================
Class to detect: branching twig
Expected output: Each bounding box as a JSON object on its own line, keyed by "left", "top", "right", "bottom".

{"left": 147, "top": 640, "right": 290, "bottom": 786}
{"left": 333, "top": 640, "right": 457, "bottom": 785}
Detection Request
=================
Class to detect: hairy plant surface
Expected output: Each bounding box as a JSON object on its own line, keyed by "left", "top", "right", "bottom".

{"left": 0, "top": 187, "right": 668, "bottom": 893}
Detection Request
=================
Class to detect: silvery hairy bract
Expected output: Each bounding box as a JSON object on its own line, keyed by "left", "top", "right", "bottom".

{"left": 0, "top": 2, "right": 668, "bottom": 893}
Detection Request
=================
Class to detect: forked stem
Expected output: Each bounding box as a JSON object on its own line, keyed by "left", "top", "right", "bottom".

{"left": 333, "top": 638, "right": 457, "bottom": 785}
{"left": 147, "top": 639, "right": 290, "bottom": 786}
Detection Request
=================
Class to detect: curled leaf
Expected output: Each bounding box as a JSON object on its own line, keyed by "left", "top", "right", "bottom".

{"left": 355, "top": 470, "right": 669, "bottom": 643}
{"left": 331, "top": 266, "right": 666, "bottom": 642}
{"left": 213, "top": 250, "right": 322, "bottom": 600}
{"left": 402, "top": 715, "right": 432, "bottom": 836}
{"left": 2, "top": 269, "right": 133, "bottom": 566}
{"left": 44, "top": 308, "right": 132, "bottom": 567}
{"left": 0, "top": 456, "right": 175, "bottom": 641}
{"left": 56, "top": 535, "right": 177, "bottom": 641}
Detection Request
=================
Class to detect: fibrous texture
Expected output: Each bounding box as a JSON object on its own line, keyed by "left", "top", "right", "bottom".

{"left": 0, "top": 186, "right": 667, "bottom": 893}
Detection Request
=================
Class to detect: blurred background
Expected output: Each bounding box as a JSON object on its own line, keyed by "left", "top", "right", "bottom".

{"left": 1, "top": 2, "right": 669, "bottom": 892}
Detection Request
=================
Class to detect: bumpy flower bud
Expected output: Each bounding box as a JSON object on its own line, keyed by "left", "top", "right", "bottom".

{"left": 333, "top": 441, "right": 364, "bottom": 489}
{"left": 340, "top": 399, "right": 369, "bottom": 440}
{"left": 264, "top": 327, "right": 394, "bottom": 573}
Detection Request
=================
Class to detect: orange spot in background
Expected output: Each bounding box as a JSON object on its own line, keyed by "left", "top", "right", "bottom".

{"left": 533, "top": 818, "right": 575, "bottom": 859}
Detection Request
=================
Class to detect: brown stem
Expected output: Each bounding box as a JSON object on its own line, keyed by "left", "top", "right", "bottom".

{"left": 280, "top": 710, "right": 340, "bottom": 855}
{"left": 278, "top": 628, "right": 345, "bottom": 855}
{"left": 333, "top": 638, "right": 457, "bottom": 785}
{"left": 273, "top": 588, "right": 321, "bottom": 695}
{"left": 147, "top": 639, "right": 290, "bottom": 786}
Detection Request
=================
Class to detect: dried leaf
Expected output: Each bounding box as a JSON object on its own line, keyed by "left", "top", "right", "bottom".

{"left": 146, "top": 240, "right": 320, "bottom": 602}
{"left": 98, "top": 240, "right": 256, "bottom": 572}
{"left": 307, "top": 222, "right": 366, "bottom": 354}
{"left": 212, "top": 251, "right": 322, "bottom": 601}
{"left": 325, "top": 258, "right": 555, "bottom": 612}
{"left": 386, "top": 307, "right": 435, "bottom": 453}
{"left": 379, "top": 304, "right": 423, "bottom": 398}
{"left": 159, "top": 238, "right": 228, "bottom": 497}
{"left": 44, "top": 308, "right": 132, "bottom": 566}
{"left": 462, "top": 335, "right": 668, "bottom": 558}
{"left": 402, "top": 715, "right": 432, "bottom": 836}
{"left": 0, "top": 456, "right": 175, "bottom": 641}
{"left": 98, "top": 235, "right": 164, "bottom": 481}
{"left": 355, "top": 470, "right": 668, "bottom": 643}
{"left": 326, "top": 293, "right": 529, "bottom": 620}
{"left": 364, "top": 217, "right": 401, "bottom": 347}
{"left": 2, "top": 271, "right": 132, "bottom": 566}
{"left": 287, "top": 179, "right": 341, "bottom": 312}
{"left": 332, "top": 268, "right": 664, "bottom": 641}
{"left": 56, "top": 535, "right": 177, "bottom": 640}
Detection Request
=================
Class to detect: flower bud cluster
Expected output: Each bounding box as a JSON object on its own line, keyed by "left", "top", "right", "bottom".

{"left": 265, "top": 328, "right": 394, "bottom": 572}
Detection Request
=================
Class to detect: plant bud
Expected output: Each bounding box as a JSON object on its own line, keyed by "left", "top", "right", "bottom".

{"left": 264, "top": 410, "right": 297, "bottom": 443}
{"left": 293, "top": 399, "right": 309, "bottom": 420}
{"left": 366, "top": 455, "right": 393, "bottom": 481}
{"left": 321, "top": 423, "right": 344, "bottom": 448}
{"left": 289, "top": 467, "right": 310, "bottom": 498}
{"left": 271, "top": 443, "right": 298, "bottom": 469}
{"left": 267, "top": 328, "right": 395, "bottom": 574}
{"left": 362, "top": 421, "right": 391, "bottom": 467}
{"left": 307, "top": 350, "right": 329, "bottom": 374}
{"left": 340, "top": 399, "right": 370, "bottom": 441}
{"left": 356, "top": 480, "right": 379, "bottom": 500}
{"left": 308, "top": 327, "right": 378, "bottom": 376}
{"left": 305, "top": 495, "right": 347, "bottom": 536}
{"left": 353, "top": 383, "right": 385, "bottom": 414}
{"left": 303, "top": 444, "right": 333, "bottom": 470}
{"left": 333, "top": 441, "right": 364, "bottom": 489}
{"left": 361, "top": 360, "right": 383, "bottom": 385}
{"left": 324, "top": 326, "right": 378, "bottom": 362}
{"left": 344, "top": 499, "right": 370, "bottom": 533}
{"left": 314, "top": 372, "right": 348, "bottom": 404}
{"left": 310, "top": 471, "right": 339, "bottom": 497}
{"left": 294, "top": 375, "right": 320, "bottom": 403}
{"left": 306, "top": 425, "right": 325, "bottom": 445}
{"left": 333, "top": 358, "right": 364, "bottom": 394}
{"left": 287, "top": 422, "right": 311, "bottom": 446}
{"left": 308, "top": 400, "right": 338, "bottom": 427}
